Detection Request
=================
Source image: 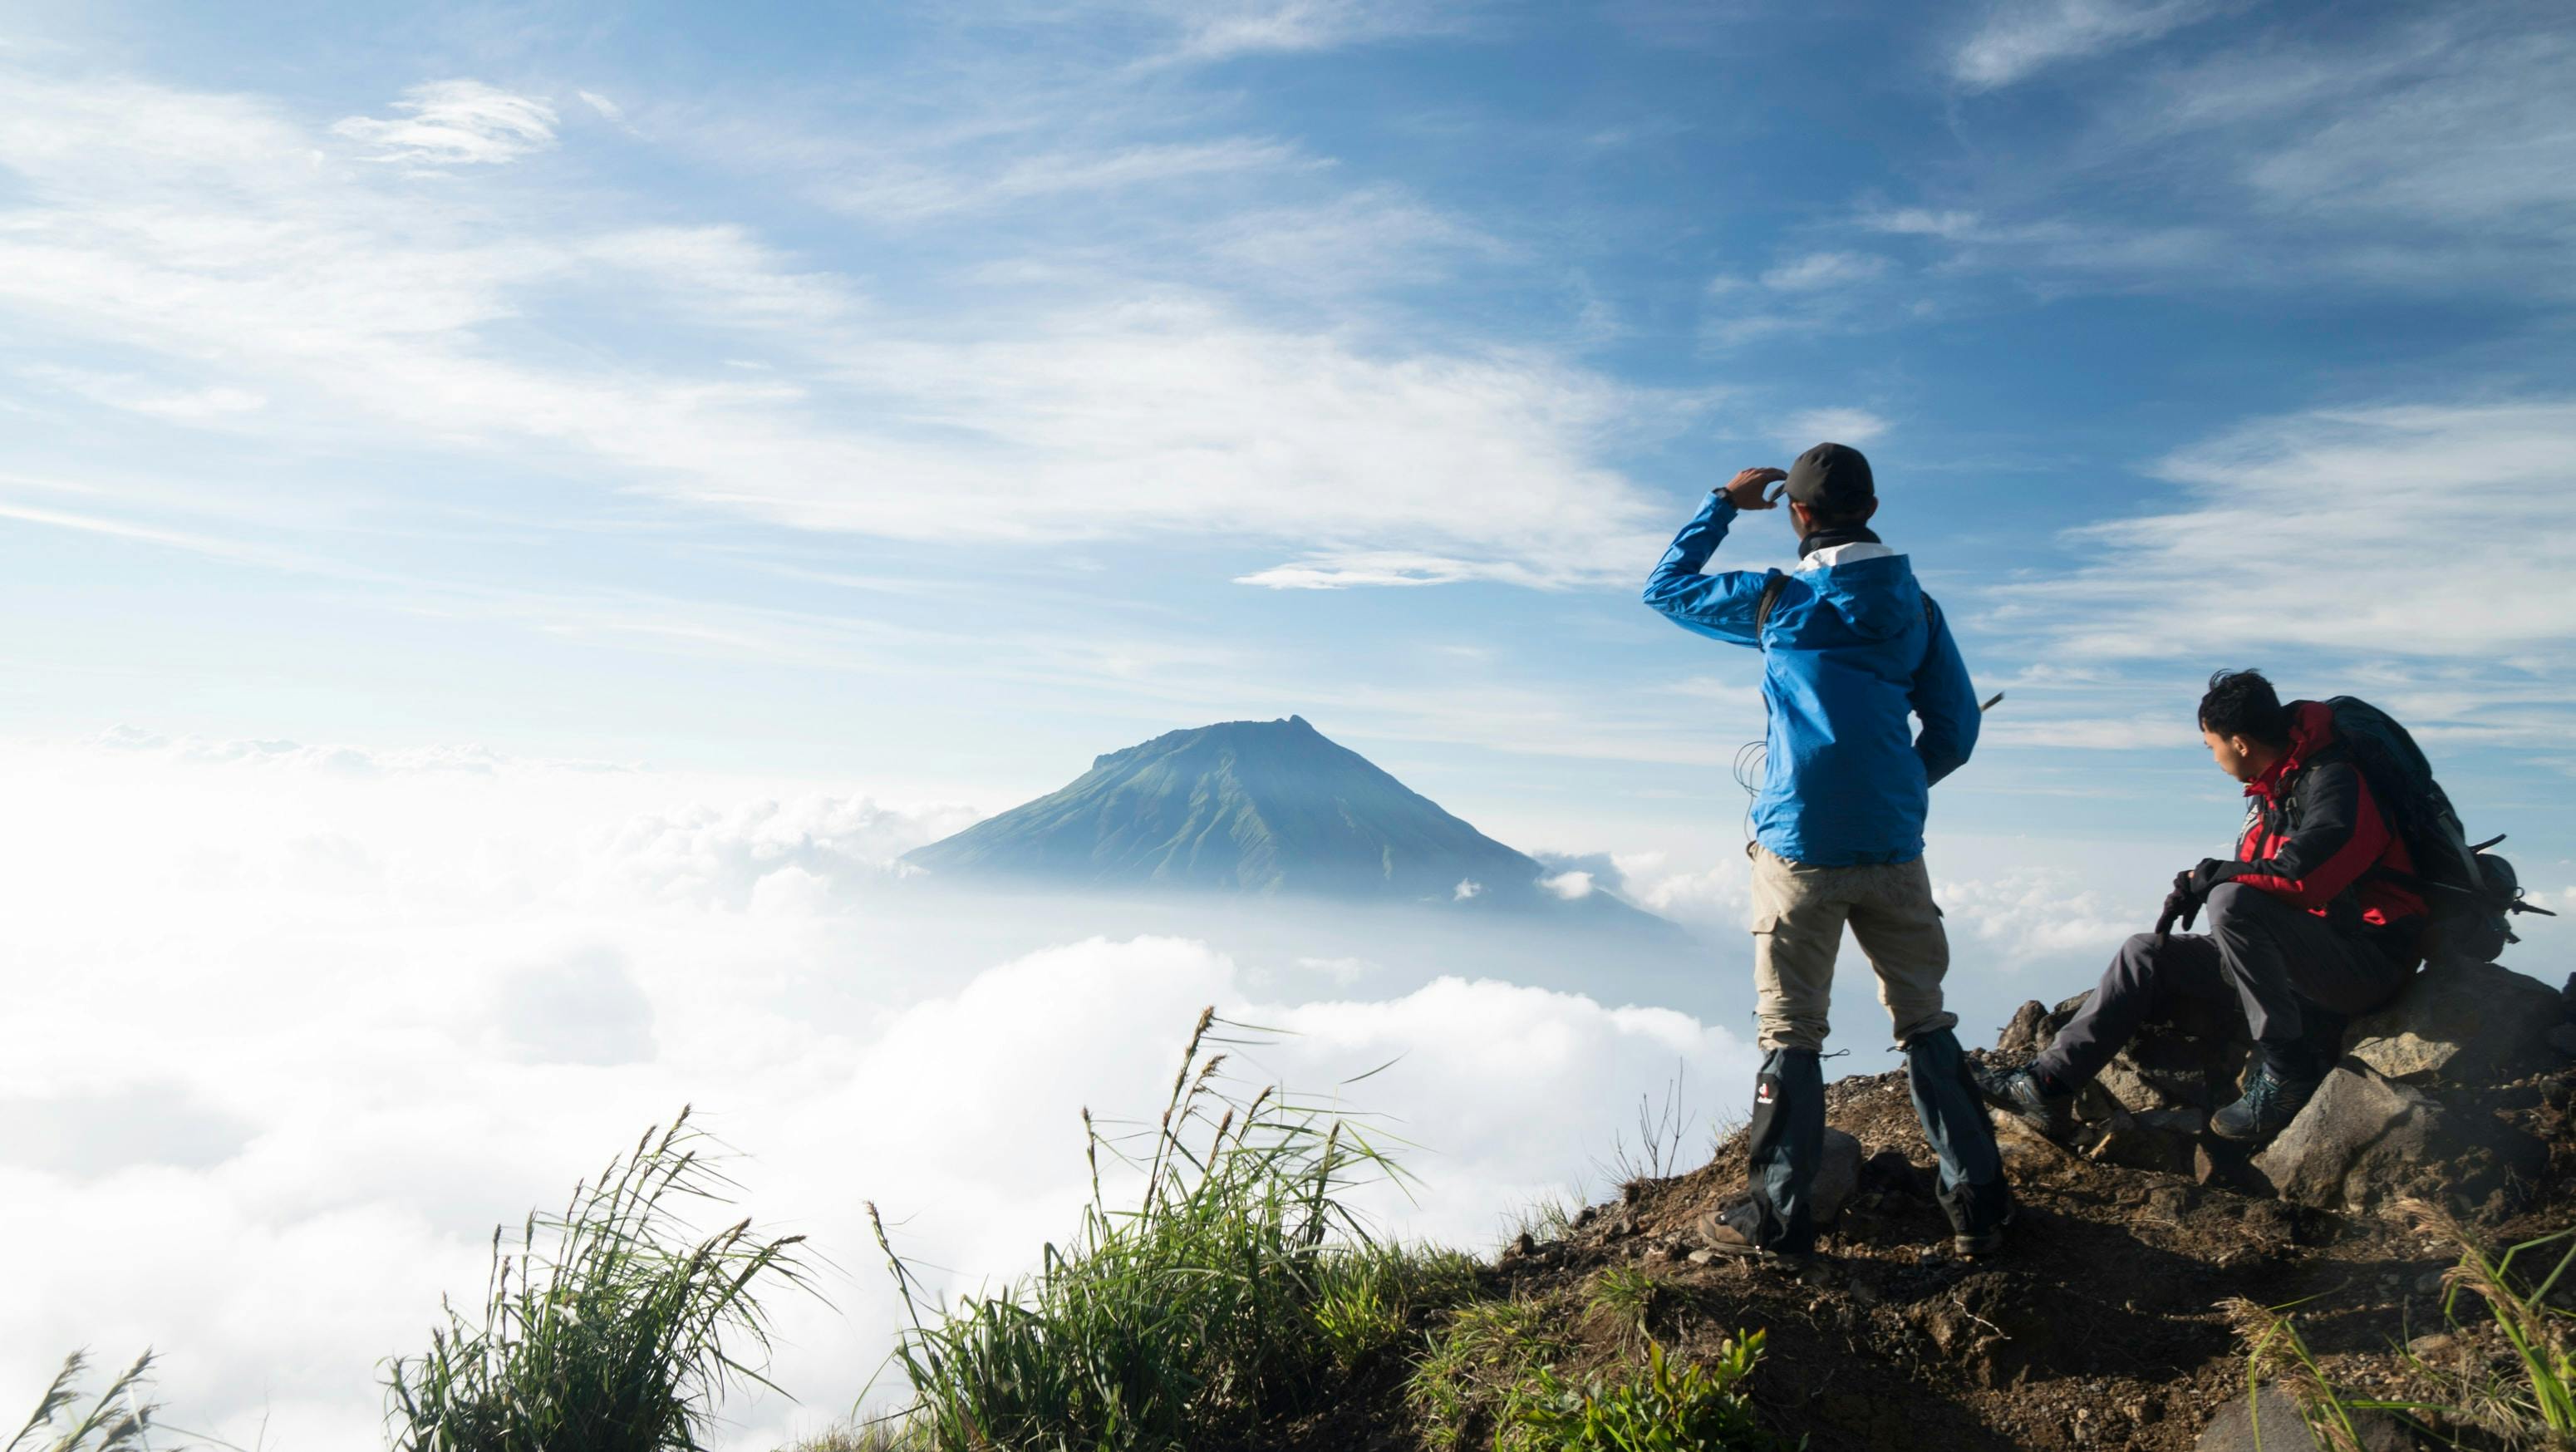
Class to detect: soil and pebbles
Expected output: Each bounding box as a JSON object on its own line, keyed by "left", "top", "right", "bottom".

{"left": 1241, "top": 971, "right": 2576, "bottom": 1452}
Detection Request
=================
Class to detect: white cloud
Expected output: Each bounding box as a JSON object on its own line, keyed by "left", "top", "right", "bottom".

{"left": 1605, "top": 851, "right": 1752, "bottom": 933}
{"left": 1159, "top": 0, "right": 1465, "bottom": 61}
{"left": 1453, "top": 878, "right": 1482, "bottom": 900}
{"left": 22, "top": 367, "right": 266, "bottom": 421}
{"left": 823, "top": 138, "right": 1310, "bottom": 221}
{"left": 331, "top": 80, "right": 559, "bottom": 165}
{"left": 0, "top": 735, "right": 1762, "bottom": 1450}
{"left": 1930, "top": 868, "right": 2141, "bottom": 965}
{"left": 0, "top": 69, "right": 1686, "bottom": 592}
{"left": 1538, "top": 869, "right": 1594, "bottom": 900}
{"left": 1703, "top": 251, "right": 1909, "bottom": 348}
{"left": 1776, "top": 407, "right": 1889, "bottom": 449}
{"left": 1198, "top": 185, "right": 1509, "bottom": 292}
{"left": 1953, "top": 0, "right": 2223, "bottom": 91}
{"left": 1997, "top": 398, "right": 2576, "bottom": 663}
{"left": 1895, "top": 4, "right": 2576, "bottom": 296}
{"left": 1757, "top": 250, "right": 1890, "bottom": 292}
{"left": 576, "top": 89, "right": 625, "bottom": 124}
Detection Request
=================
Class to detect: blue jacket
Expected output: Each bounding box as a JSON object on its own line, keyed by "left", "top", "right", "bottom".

{"left": 1642, "top": 495, "right": 1979, "bottom": 867}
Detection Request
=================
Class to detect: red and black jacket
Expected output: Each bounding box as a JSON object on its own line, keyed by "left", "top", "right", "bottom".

{"left": 2231, "top": 701, "right": 2428, "bottom": 950}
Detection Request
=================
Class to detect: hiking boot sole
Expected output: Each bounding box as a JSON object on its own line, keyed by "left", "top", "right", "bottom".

{"left": 1689, "top": 1209, "right": 1811, "bottom": 1268}
{"left": 1973, "top": 1085, "right": 2078, "bottom": 1144}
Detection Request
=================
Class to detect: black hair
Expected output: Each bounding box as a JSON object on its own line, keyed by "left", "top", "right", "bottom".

{"left": 2198, "top": 669, "right": 2291, "bottom": 746}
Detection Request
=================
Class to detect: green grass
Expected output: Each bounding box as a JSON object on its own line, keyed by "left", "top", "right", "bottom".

{"left": 9, "top": 1354, "right": 160, "bottom": 1452}
{"left": 382, "top": 1106, "right": 815, "bottom": 1452}
{"left": 2403, "top": 1198, "right": 2576, "bottom": 1444}
{"left": 1507, "top": 1334, "right": 1782, "bottom": 1452}
{"left": 2227, "top": 1198, "right": 2576, "bottom": 1452}
{"left": 1585, "top": 1267, "right": 1659, "bottom": 1346}
{"left": 1410, "top": 1297, "right": 1580, "bottom": 1449}
{"left": 869, "top": 1008, "right": 1473, "bottom": 1452}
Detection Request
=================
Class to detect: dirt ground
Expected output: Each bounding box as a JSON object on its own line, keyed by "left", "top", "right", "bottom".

{"left": 1249, "top": 1049, "right": 2576, "bottom": 1452}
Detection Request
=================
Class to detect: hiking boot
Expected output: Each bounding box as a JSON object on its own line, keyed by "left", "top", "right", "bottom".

{"left": 1937, "top": 1178, "right": 2013, "bottom": 1258}
{"left": 1690, "top": 1199, "right": 1811, "bottom": 1268}
{"left": 1971, "top": 1064, "right": 2079, "bottom": 1143}
{"left": 2210, "top": 1060, "right": 2318, "bottom": 1143}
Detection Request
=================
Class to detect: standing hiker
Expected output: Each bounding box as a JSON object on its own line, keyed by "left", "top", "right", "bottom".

{"left": 1977, "top": 670, "right": 2431, "bottom": 1144}
{"left": 1642, "top": 442, "right": 2009, "bottom": 1262}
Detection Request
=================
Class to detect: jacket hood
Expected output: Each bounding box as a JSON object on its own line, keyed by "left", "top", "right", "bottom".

{"left": 1797, "top": 552, "right": 1922, "bottom": 642}
{"left": 2249, "top": 700, "right": 2335, "bottom": 800}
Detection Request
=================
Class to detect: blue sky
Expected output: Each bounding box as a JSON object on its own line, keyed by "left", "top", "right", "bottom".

{"left": 9, "top": 0, "right": 2576, "bottom": 887}
{"left": 7, "top": 0, "right": 2575, "bottom": 877}
{"left": 6, "top": 3, "right": 2575, "bottom": 1440}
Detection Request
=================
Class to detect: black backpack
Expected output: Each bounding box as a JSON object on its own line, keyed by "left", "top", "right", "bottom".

{"left": 2323, "top": 696, "right": 2554, "bottom": 967}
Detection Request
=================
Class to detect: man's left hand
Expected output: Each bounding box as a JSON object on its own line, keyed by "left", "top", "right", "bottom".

{"left": 2155, "top": 869, "right": 2196, "bottom": 938}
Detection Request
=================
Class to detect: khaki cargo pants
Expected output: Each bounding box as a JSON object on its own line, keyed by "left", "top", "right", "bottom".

{"left": 1749, "top": 844, "right": 1959, "bottom": 1052}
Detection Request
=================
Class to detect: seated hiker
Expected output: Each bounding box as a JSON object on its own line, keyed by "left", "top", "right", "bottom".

{"left": 1979, "top": 669, "right": 2426, "bottom": 1144}
{"left": 1642, "top": 443, "right": 2010, "bottom": 1263}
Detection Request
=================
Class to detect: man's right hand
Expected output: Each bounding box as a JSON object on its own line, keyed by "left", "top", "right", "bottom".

{"left": 1719, "top": 466, "right": 1788, "bottom": 510}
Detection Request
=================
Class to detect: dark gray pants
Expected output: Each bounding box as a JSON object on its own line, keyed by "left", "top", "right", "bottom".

{"left": 2032, "top": 883, "right": 2414, "bottom": 1090}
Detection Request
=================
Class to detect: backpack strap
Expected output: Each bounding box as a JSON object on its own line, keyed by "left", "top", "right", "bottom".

{"left": 1754, "top": 573, "right": 1789, "bottom": 640}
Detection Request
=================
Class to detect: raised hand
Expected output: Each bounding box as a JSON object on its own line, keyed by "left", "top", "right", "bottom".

{"left": 1720, "top": 466, "right": 1788, "bottom": 510}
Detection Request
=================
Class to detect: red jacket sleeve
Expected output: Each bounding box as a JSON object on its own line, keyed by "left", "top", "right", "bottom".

{"left": 2234, "top": 760, "right": 2389, "bottom": 908}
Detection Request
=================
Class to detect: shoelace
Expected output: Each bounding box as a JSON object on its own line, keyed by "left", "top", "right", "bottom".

{"left": 2239, "top": 1067, "right": 2285, "bottom": 1115}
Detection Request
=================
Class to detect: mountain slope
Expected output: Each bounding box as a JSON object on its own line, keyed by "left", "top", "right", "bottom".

{"left": 901, "top": 715, "right": 1645, "bottom": 918}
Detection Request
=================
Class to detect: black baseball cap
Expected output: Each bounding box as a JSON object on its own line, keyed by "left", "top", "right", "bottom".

{"left": 1784, "top": 442, "right": 1875, "bottom": 515}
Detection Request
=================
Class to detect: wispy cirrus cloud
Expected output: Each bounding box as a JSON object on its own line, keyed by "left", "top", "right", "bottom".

{"left": 331, "top": 79, "right": 559, "bottom": 165}
{"left": 0, "top": 67, "right": 1682, "bottom": 593}
{"left": 1152, "top": 0, "right": 1472, "bottom": 62}
{"left": 1757, "top": 250, "right": 1890, "bottom": 292}
{"left": 1703, "top": 249, "right": 1913, "bottom": 346}
{"left": 1980, "top": 396, "right": 2576, "bottom": 749}
{"left": 1950, "top": 0, "right": 2225, "bottom": 91}
{"left": 820, "top": 137, "right": 1312, "bottom": 221}
{"left": 1885, "top": 2, "right": 2576, "bottom": 298}
{"left": 1776, "top": 407, "right": 1889, "bottom": 449}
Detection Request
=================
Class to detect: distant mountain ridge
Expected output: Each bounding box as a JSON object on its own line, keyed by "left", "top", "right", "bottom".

{"left": 901, "top": 715, "right": 1663, "bottom": 923}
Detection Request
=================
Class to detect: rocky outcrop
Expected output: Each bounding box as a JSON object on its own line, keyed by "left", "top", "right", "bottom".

{"left": 2253, "top": 1063, "right": 2548, "bottom": 1213}
{"left": 1996, "top": 958, "right": 2566, "bottom": 1218}
{"left": 2342, "top": 961, "right": 2566, "bottom": 1086}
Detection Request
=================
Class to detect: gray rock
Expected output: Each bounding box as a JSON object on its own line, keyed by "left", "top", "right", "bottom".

{"left": 2549, "top": 1022, "right": 2576, "bottom": 1060}
{"left": 2196, "top": 1386, "right": 2318, "bottom": 1450}
{"left": 2255, "top": 1067, "right": 2427, "bottom": 1209}
{"left": 1997, "top": 999, "right": 2049, "bottom": 1054}
{"left": 2195, "top": 1386, "right": 2416, "bottom": 1450}
{"left": 2254, "top": 1064, "right": 2546, "bottom": 1212}
{"left": 2098, "top": 1031, "right": 2249, "bottom": 1115}
{"left": 1812, "top": 1127, "right": 1864, "bottom": 1225}
{"left": 2344, "top": 961, "right": 2565, "bottom": 1085}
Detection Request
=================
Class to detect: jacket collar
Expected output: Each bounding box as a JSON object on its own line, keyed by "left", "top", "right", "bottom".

{"left": 1797, "top": 524, "right": 1882, "bottom": 560}
{"left": 2246, "top": 700, "right": 2334, "bottom": 800}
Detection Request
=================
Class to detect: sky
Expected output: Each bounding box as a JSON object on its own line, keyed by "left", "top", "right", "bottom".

{"left": 3, "top": 0, "right": 2574, "bottom": 1445}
